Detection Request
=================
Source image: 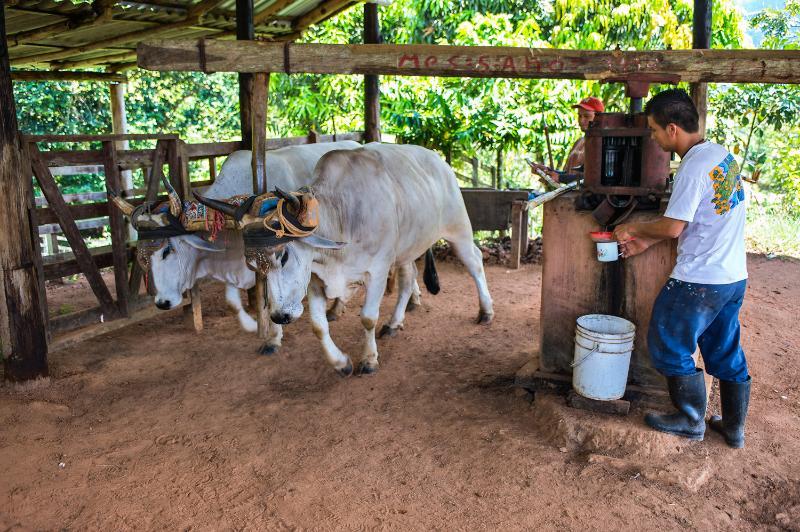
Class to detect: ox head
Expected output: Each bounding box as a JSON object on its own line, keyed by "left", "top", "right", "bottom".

{"left": 149, "top": 234, "right": 224, "bottom": 310}
{"left": 109, "top": 182, "right": 226, "bottom": 310}
{"left": 194, "top": 187, "right": 345, "bottom": 324}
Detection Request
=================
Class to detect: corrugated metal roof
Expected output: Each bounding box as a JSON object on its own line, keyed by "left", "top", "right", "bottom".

{"left": 5, "top": 0, "right": 364, "bottom": 71}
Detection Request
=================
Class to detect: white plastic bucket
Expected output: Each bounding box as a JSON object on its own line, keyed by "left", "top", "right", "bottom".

{"left": 571, "top": 314, "right": 636, "bottom": 401}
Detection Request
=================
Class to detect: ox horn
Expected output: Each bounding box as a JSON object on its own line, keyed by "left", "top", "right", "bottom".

{"left": 274, "top": 186, "right": 301, "bottom": 211}
{"left": 108, "top": 190, "right": 136, "bottom": 217}
{"left": 160, "top": 175, "right": 183, "bottom": 217}
{"left": 193, "top": 192, "right": 256, "bottom": 223}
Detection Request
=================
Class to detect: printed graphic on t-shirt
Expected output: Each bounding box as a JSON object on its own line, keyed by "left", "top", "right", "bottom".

{"left": 710, "top": 153, "right": 744, "bottom": 215}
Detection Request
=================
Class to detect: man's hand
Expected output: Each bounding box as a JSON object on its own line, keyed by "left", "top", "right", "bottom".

{"left": 612, "top": 223, "right": 636, "bottom": 244}
{"left": 619, "top": 237, "right": 659, "bottom": 258}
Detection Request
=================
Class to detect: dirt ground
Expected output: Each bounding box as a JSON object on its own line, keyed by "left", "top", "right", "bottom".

{"left": 1, "top": 255, "right": 799, "bottom": 530}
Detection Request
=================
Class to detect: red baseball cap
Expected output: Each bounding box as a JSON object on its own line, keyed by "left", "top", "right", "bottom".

{"left": 573, "top": 97, "right": 605, "bottom": 113}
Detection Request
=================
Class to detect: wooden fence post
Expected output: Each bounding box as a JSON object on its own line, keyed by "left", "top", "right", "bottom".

{"left": 102, "top": 140, "right": 130, "bottom": 317}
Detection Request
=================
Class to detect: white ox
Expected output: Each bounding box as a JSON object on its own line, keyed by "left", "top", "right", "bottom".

{"left": 260, "top": 143, "right": 494, "bottom": 376}
{"left": 149, "top": 141, "right": 361, "bottom": 352}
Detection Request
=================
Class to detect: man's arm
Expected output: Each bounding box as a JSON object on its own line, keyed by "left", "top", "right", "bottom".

{"left": 613, "top": 217, "right": 686, "bottom": 258}
{"left": 614, "top": 216, "right": 686, "bottom": 241}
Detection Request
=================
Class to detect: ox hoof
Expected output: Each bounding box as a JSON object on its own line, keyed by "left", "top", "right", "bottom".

{"left": 258, "top": 344, "right": 279, "bottom": 356}
{"left": 357, "top": 361, "right": 379, "bottom": 376}
{"left": 326, "top": 311, "right": 339, "bottom": 322}
{"left": 378, "top": 324, "right": 401, "bottom": 339}
{"left": 476, "top": 311, "right": 494, "bottom": 325}
{"left": 335, "top": 359, "right": 354, "bottom": 378}
{"left": 406, "top": 300, "right": 420, "bottom": 312}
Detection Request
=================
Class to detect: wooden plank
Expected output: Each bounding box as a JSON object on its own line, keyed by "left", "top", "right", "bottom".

{"left": 35, "top": 191, "right": 107, "bottom": 206}
{"left": 38, "top": 217, "right": 108, "bottom": 234}
{"left": 185, "top": 141, "right": 243, "bottom": 158}
{"left": 1, "top": 7, "right": 49, "bottom": 381}
{"left": 48, "top": 165, "right": 104, "bottom": 176}
{"left": 28, "top": 143, "right": 117, "bottom": 317}
{"left": 137, "top": 40, "right": 800, "bottom": 84}
{"left": 509, "top": 200, "right": 526, "bottom": 270}
{"left": 37, "top": 149, "right": 104, "bottom": 167}
{"left": 11, "top": 70, "right": 127, "bottom": 82}
{"left": 36, "top": 203, "right": 108, "bottom": 225}
{"left": 48, "top": 294, "right": 154, "bottom": 336}
{"left": 49, "top": 297, "right": 188, "bottom": 352}
{"left": 25, "top": 133, "right": 178, "bottom": 143}
{"left": 566, "top": 390, "right": 631, "bottom": 416}
{"left": 102, "top": 140, "right": 131, "bottom": 317}
{"left": 42, "top": 245, "right": 134, "bottom": 280}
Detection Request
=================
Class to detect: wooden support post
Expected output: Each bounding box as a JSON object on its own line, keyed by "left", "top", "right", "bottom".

{"left": 237, "top": 0, "right": 255, "bottom": 151}
{"left": 0, "top": 8, "right": 49, "bottom": 381}
{"left": 470, "top": 157, "right": 479, "bottom": 187}
{"left": 496, "top": 147, "right": 504, "bottom": 189}
{"left": 102, "top": 141, "right": 131, "bottom": 317}
{"left": 184, "top": 285, "right": 203, "bottom": 332}
{"left": 251, "top": 71, "right": 270, "bottom": 341}
{"left": 363, "top": 1, "right": 381, "bottom": 143}
{"left": 109, "top": 83, "right": 133, "bottom": 193}
{"left": 128, "top": 139, "right": 168, "bottom": 298}
{"left": 509, "top": 200, "right": 527, "bottom": 270}
{"left": 691, "top": 0, "right": 712, "bottom": 136}
{"left": 209, "top": 156, "right": 216, "bottom": 181}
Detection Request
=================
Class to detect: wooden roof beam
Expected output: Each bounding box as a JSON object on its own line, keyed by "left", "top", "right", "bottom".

{"left": 137, "top": 40, "right": 800, "bottom": 84}
{"left": 11, "top": 0, "right": 225, "bottom": 67}
{"left": 11, "top": 70, "right": 127, "bottom": 82}
{"left": 51, "top": 50, "right": 138, "bottom": 71}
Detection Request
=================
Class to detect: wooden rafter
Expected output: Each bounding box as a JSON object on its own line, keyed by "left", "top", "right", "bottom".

{"left": 10, "top": 0, "right": 225, "bottom": 66}
{"left": 137, "top": 40, "right": 800, "bottom": 84}
{"left": 11, "top": 70, "right": 127, "bottom": 82}
{"left": 6, "top": 0, "right": 114, "bottom": 47}
{"left": 290, "top": 0, "right": 362, "bottom": 38}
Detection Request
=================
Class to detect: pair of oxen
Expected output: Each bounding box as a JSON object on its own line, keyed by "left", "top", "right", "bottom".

{"left": 111, "top": 142, "right": 493, "bottom": 376}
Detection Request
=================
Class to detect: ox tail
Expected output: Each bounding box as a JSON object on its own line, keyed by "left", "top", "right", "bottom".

{"left": 423, "top": 248, "right": 440, "bottom": 295}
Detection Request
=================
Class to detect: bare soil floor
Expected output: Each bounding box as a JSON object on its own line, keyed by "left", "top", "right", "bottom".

{"left": 1, "top": 255, "right": 799, "bottom": 530}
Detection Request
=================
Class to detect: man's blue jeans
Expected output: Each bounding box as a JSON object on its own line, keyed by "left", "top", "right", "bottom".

{"left": 648, "top": 278, "right": 749, "bottom": 382}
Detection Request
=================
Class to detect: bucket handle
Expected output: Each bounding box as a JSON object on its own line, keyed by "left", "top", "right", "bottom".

{"left": 570, "top": 344, "right": 599, "bottom": 368}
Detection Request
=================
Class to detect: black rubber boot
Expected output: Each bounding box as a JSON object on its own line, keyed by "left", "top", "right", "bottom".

{"left": 645, "top": 369, "right": 707, "bottom": 440}
{"left": 708, "top": 376, "right": 751, "bottom": 449}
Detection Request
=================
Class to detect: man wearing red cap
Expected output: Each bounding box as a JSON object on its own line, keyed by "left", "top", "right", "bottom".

{"left": 530, "top": 96, "right": 605, "bottom": 184}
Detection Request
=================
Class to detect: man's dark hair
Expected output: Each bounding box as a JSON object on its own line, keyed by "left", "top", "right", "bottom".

{"left": 644, "top": 89, "right": 700, "bottom": 133}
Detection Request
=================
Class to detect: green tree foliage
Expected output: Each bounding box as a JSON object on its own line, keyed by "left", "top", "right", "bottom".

{"left": 708, "top": 0, "right": 800, "bottom": 210}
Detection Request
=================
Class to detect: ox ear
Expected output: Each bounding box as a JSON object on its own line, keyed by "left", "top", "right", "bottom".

{"left": 183, "top": 234, "right": 225, "bottom": 253}
{"left": 299, "top": 234, "right": 346, "bottom": 249}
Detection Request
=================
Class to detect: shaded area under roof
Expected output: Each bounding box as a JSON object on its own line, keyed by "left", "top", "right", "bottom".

{"left": 6, "top": 0, "right": 365, "bottom": 72}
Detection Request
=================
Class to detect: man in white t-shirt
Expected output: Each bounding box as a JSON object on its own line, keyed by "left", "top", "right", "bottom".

{"left": 612, "top": 89, "right": 750, "bottom": 448}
